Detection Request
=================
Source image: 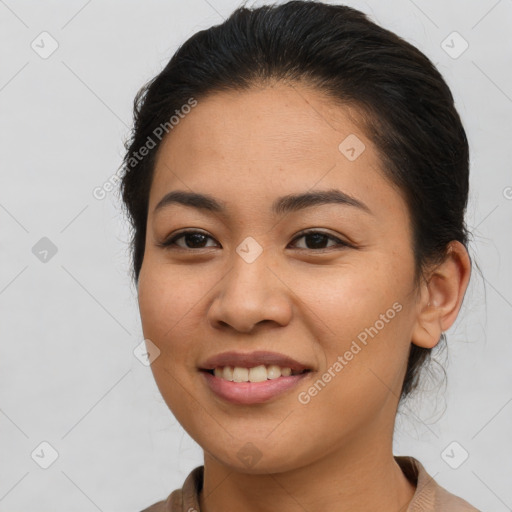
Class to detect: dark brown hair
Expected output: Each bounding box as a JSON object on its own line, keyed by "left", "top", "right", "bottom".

{"left": 119, "top": 0, "right": 471, "bottom": 402}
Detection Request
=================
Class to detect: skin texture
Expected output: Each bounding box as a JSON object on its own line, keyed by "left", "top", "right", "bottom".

{"left": 137, "top": 82, "right": 471, "bottom": 512}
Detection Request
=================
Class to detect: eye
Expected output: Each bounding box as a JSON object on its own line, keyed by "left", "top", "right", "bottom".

{"left": 158, "top": 230, "right": 219, "bottom": 250}
{"left": 288, "top": 229, "right": 352, "bottom": 250}
{"left": 158, "top": 229, "right": 352, "bottom": 251}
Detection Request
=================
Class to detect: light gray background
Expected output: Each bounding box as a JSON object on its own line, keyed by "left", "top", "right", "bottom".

{"left": 1, "top": 0, "right": 511, "bottom": 510}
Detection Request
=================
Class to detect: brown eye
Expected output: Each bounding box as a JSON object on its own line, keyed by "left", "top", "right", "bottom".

{"left": 159, "top": 230, "right": 219, "bottom": 250}
{"left": 158, "top": 229, "right": 352, "bottom": 252}
{"left": 289, "top": 230, "right": 352, "bottom": 250}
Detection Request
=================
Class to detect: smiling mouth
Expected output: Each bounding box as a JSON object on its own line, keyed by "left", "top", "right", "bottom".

{"left": 200, "top": 365, "right": 313, "bottom": 405}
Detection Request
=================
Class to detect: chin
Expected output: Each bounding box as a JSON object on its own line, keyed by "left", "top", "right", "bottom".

{"left": 202, "top": 439, "right": 312, "bottom": 475}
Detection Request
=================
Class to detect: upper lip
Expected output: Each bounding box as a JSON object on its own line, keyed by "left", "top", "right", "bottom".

{"left": 199, "top": 350, "right": 312, "bottom": 372}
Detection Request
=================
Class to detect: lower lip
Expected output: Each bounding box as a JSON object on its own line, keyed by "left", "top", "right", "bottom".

{"left": 201, "top": 370, "right": 311, "bottom": 405}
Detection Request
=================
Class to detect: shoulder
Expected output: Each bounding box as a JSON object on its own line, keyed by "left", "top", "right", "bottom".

{"left": 142, "top": 460, "right": 481, "bottom": 512}
{"left": 139, "top": 466, "right": 203, "bottom": 512}
{"left": 139, "top": 499, "right": 166, "bottom": 512}
{"left": 139, "top": 488, "right": 182, "bottom": 512}
{"left": 395, "top": 455, "right": 481, "bottom": 511}
{"left": 138, "top": 489, "right": 177, "bottom": 512}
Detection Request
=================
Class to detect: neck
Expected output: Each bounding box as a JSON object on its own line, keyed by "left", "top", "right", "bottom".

{"left": 199, "top": 425, "right": 416, "bottom": 512}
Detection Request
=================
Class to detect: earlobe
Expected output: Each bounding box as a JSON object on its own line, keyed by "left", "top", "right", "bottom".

{"left": 411, "top": 241, "right": 471, "bottom": 349}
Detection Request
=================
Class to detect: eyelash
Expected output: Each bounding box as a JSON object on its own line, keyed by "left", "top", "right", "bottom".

{"left": 157, "top": 229, "right": 353, "bottom": 252}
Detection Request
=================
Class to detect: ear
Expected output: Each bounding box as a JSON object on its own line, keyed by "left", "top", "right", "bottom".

{"left": 411, "top": 241, "right": 472, "bottom": 349}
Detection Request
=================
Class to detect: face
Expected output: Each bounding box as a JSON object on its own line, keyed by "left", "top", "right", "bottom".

{"left": 137, "top": 82, "right": 422, "bottom": 473}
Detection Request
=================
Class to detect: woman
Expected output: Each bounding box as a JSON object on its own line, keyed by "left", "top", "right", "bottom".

{"left": 120, "top": 1, "right": 479, "bottom": 510}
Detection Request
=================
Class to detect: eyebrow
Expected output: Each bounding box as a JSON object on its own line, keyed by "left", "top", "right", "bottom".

{"left": 153, "top": 188, "right": 372, "bottom": 216}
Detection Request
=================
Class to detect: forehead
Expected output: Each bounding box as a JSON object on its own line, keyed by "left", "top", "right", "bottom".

{"left": 154, "top": 83, "right": 366, "bottom": 170}
{"left": 149, "top": 83, "right": 404, "bottom": 220}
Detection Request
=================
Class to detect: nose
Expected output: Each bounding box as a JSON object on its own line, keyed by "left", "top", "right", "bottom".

{"left": 207, "top": 249, "right": 293, "bottom": 333}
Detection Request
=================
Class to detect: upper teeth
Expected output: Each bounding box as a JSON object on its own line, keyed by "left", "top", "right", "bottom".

{"left": 213, "top": 365, "right": 298, "bottom": 382}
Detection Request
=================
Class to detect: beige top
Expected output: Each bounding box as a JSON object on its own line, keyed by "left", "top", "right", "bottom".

{"left": 141, "top": 456, "right": 480, "bottom": 511}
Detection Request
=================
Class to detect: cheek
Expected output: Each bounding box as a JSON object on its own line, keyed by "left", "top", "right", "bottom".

{"left": 137, "top": 261, "right": 203, "bottom": 418}
{"left": 137, "top": 259, "right": 204, "bottom": 340}
{"left": 298, "top": 258, "right": 404, "bottom": 335}
{"left": 296, "top": 258, "right": 412, "bottom": 391}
